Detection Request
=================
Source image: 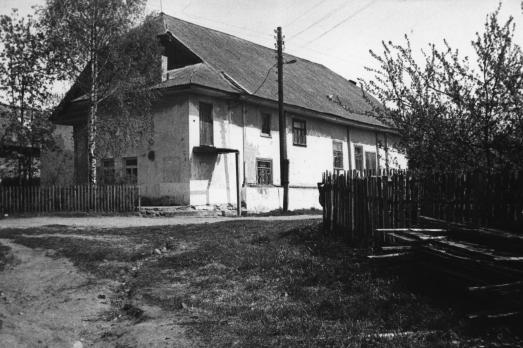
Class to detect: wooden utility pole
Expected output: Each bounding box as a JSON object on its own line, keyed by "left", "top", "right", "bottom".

{"left": 276, "top": 26, "right": 289, "bottom": 211}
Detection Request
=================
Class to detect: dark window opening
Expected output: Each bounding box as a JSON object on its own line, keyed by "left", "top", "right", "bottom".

{"left": 365, "top": 151, "right": 377, "bottom": 171}
{"left": 261, "top": 113, "right": 271, "bottom": 136}
{"left": 123, "top": 157, "right": 138, "bottom": 184}
{"left": 354, "top": 145, "right": 363, "bottom": 171}
{"left": 333, "top": 141, "right": 343, "bottom": 170}
{"left": 256, "top": 159, "right": 272, "bottom": 185}
{"left": 161, "top": 36, "right": 202, "bottom": 70}
{"left": 101, "top": 158, "right": 115, "bottom": 184}
{"left": 293, "top": 119, "right": 306, "bottom": 146}
{"left": 199, "top": 102, "right": 213, "bottom": 146}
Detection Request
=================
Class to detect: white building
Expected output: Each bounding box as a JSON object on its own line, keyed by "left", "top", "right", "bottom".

{"left": 52, "top": 14, "right": 407, "bottom": 212}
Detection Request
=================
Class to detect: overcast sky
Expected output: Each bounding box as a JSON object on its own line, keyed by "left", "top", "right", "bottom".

{"left": 1, "top": 0, "right": 522, "bottom": 85}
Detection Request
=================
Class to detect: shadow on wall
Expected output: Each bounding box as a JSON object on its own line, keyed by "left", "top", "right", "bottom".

{"left": 40, "top": 134, "right": 74, "bottom": 186}
{"left": 193, "top": 152, "right": 218, "bottom": 205}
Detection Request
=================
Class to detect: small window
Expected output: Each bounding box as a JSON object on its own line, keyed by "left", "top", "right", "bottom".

{"left": 199, "top": 102, "right": 213, "bottom": 146}
{"left": 256, "top": 159, "right": 272, "bottom": 185}
{"left": 123, "top": 157, "right": 138, "bottom": 184}
{"left": 293, "top": 119, "right": 306, "bottom": 146}
{"left": 261, "top": 113, "right": 271, "bottom": 136}
{"left": 102, "top": 158, "right": 115, "bottom": 184}
{"left": 333, "top": 141, "right": 343, "bottom": 170}
{"left": 354, "top": 145, "right": 363, "bottom": 171}
{"left": 365, "top": 151, "right": 377, "bottom": 171}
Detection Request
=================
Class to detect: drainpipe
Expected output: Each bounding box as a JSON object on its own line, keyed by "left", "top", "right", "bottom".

{"left": 375, "top": 131, "right": 380, "bottom": 173}
{"left": 235, "top": 151, "right": 241, "bottom": 216}
{"left": 347, "top": 126, "right": 352, "bottom": 171}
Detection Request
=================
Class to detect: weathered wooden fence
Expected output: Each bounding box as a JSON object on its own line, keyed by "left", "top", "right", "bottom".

{"left": 0, "top": 185, "right": 139, "bottom": 214}
{"left": 319, "top": 170, "right": 418, "bottom": 247}
{"left": 320, "top": 170, "right": 523, "bottom": 246}
{"left": 420, "top": 171, "right": 523, "bottom": 233}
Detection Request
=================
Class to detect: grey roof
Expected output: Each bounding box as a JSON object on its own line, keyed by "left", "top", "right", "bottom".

{"left": 155, "top": 63, "right": 240, "bottom": 93}
{"left": 161, "top": 14, "right": 385, "bottom": 128}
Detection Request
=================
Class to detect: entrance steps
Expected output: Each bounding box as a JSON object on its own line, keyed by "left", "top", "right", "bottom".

{"left": 139, "top": 204, "right": 238, "bottom": 217}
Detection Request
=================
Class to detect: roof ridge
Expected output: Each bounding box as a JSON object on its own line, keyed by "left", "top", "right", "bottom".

{"left": 159, "top": 13, "right": 342, "bottom": 76}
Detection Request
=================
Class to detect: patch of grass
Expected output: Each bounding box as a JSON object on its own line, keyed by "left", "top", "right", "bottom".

{"left": 0, "top": 242, "right": 13, "bottom": 271}
{"left": 1, "top": 220, "right": 520, "bottom": 347}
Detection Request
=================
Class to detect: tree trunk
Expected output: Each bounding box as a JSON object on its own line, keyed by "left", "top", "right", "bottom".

{"left": 88, "top": 58, "right": 98, "bottom": 185}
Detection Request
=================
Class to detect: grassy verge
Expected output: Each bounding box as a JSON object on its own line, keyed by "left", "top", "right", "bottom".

{"left": 1, "top": 221, "right": 520, "bottom": 347}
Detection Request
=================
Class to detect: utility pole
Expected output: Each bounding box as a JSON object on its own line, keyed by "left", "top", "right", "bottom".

{"left": 276, "top": 26, "right": 289, "bottom": 211}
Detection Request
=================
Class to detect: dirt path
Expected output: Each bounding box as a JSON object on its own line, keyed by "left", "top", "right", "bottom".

{"left": 0, "top": 239, "right": 195, "bottom": 348}
{"left": 0, "top": 214, "right": 321, "bottom": 230}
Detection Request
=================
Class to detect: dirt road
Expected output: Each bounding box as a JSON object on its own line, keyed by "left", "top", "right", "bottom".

{"left": 0, "top": 238, "right": 194, "bottom": 347}
{"left": 0, "top": 214, "right": 321, "bottom": 230}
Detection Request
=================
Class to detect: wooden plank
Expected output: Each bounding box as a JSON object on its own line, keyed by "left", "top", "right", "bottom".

{"left": 368, "top": 252, "right": 411, "bottom": 259}
{"left": 468, "top": 281, "right": 523, "bottom": 293}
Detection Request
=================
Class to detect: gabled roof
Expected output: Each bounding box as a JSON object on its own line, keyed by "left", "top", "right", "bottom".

{"left": 160, "top": 14, "right": 385, "bottom": 128}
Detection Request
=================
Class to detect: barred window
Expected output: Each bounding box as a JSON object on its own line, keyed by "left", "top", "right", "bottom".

{"left": 354, "top": 145, "right": 363, "bottom": 171}
{"left": 293, "top": 119, "right": 306, "bottom": 146}
{"left": 123, "top": 157, "right": 138, "bottom": 184}
{"left": 261, "top": 113, "right": 271, "bottom": 136}
{"left": 256, "top": 159, "right": 272, "bottom": 185}
{"left": 102, "top": 159, "right": 115, "bottom": 184}
{"left": 333, "top": 141, "right": 343, "bottom": 170}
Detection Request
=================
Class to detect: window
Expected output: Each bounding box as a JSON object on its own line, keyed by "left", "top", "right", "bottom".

{"left": 293, "top": 119, "right": 306, "bottom": 146}
{"left": 101, "top": 158, "right": 115, "bottom": 184}
{"left": 365, "top": 151, "right": 377, "bottom": 171}
{"left": 333, "top": 141, "right": 343, "bottom": 170}
{"left": 261, "top": 113, "right": 271, "bottom": 136}
{"left": 199, "top": 102, "right": 213, "bottom": 146}
{"left": 256, "top": 159, "right": 272, "bottom": 185}
{"left": 123, "top": 157, "right": 138, "bottom": 184}
{"left": 354, "top": 145, "right": 363, "bottom": 171}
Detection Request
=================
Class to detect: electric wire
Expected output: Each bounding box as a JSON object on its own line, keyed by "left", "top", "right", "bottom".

{"left": 299, "top": 0, "right": 377, "bottom": 46}
{"left": 287, "top": 0, "right": 353, "bottom": 40}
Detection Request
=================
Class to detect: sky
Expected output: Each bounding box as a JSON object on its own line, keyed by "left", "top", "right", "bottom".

{"left": 1, "top": 0, "right": 522, "bottom": 86}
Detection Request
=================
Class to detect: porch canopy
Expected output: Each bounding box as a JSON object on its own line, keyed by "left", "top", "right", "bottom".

{"left": 193, "top": 145, "right": 241, "bottom": 216}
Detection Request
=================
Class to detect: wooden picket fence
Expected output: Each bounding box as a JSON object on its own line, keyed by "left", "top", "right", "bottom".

{"left": 319, "top": 170, "right": 418, "bottom": 247}
{"left": 319, "top": 170, "right": 523, "bottom": 247}
{"left": 0, "top": 184, "right": 140, "bottom": 214}
{"left": 420, "top": 170, "right": 523, "bottom": 233}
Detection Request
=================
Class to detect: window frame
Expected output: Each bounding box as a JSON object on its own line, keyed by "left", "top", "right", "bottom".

{"left": 123, "top": 157, "right": 138, "bottom": 184}
{"left": 260, "top": 112, "right": 271, "bottom": 137}
{"left": 354, "top": 145, "right": 364, "bottom": 171}
{"left": 365, "top": 151, "right": 377, "bottom": 171}
{"left": 199, "top": 102, "right": 214, "bottom": 146}
{"left": 256, "top": 158, "right": 273, "bottom": 185}
{"left": 333, "top": 140, "right": 344, "bottom": 171}
{"left": 101, "top": 158, "right": 115, "bottom": 185}
{"left": 292, "top": 118, "right": 307, "bottom": 147}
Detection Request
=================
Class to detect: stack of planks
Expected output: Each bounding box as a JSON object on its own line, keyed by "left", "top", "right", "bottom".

{"left": 370, "top": 217, "right": 523, "bottom": 320}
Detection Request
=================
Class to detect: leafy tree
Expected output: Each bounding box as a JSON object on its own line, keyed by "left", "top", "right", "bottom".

{"left": 40, "top": 0, "right": 162, "bottom": 184}
{"left": 0, "top": 10, "right": 56, "bottom": 183}
{"left": 361, "top": 7, "right": 523, "bottom": 172}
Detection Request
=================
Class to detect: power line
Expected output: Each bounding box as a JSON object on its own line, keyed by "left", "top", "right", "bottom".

{"left": 284, "top": 0, "right": 325, "bottom": 27}
{"left": 299, "top": 0, "right": 377, "bottom": 46}
{"left": 252, "top": 63, "right": 277, "bottom": 95}
{"left": 287, "top": 0, "right": 353, "bottom": 40}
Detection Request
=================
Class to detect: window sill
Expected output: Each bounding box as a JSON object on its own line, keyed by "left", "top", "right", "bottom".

{"left": 293, "top": 143, "right": 307, "bottom": 147}
{"left": 260, "top": 133, "right": 272, "bottom": 138}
